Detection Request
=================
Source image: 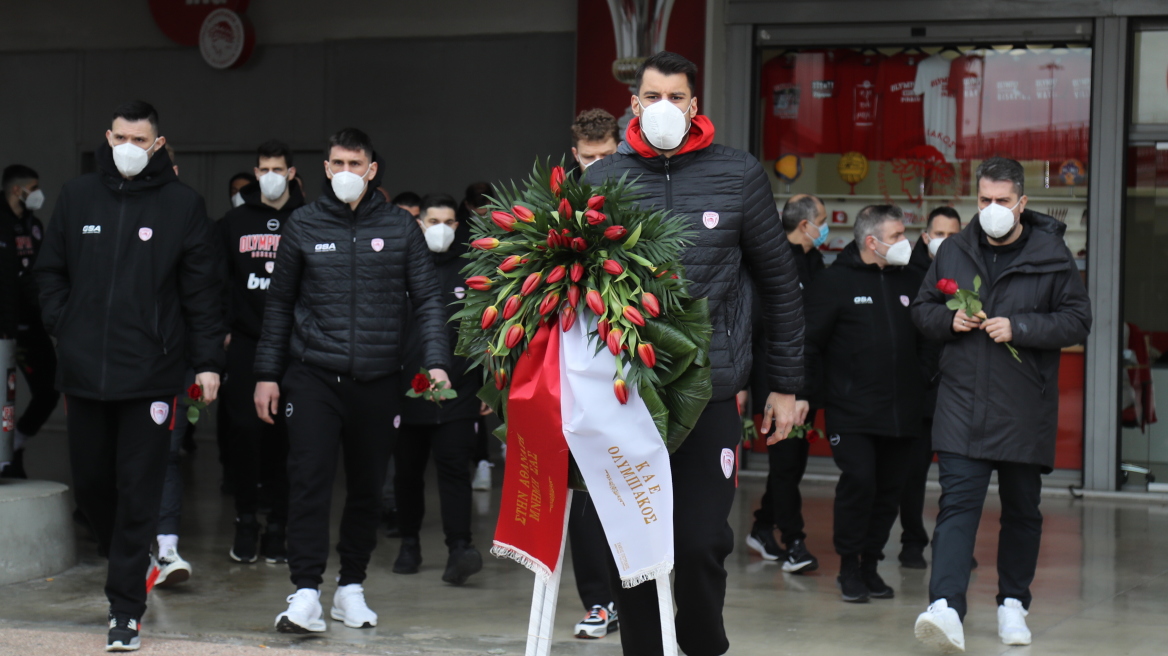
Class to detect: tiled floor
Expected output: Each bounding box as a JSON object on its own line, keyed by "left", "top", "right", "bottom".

{"left": 2, "top": 421, "right": 1167, "bottom": 655}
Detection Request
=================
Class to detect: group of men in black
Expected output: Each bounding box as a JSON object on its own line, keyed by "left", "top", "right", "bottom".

{"left": 0, "top": 50, "right": 1091, "bottom": 656}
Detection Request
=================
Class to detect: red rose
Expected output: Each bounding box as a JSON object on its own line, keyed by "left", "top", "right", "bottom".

{"left": 936, "top": 278, "right": 959, "bottom": 295}
{"left": 187, "top": 383, "right": 202, "bottom": 401}
{"left": 410, "top": 373, "right": 430, "bottom": 394}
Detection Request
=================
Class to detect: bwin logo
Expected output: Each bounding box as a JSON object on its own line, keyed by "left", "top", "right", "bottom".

{"left": 314, "top": 243, "right": 336, "bottom": 252}
{"left": 247, "top": 273, "right": 270, "bottom": 290}
{"left": 853, "top": 296, "right": 874, "bottom": 305}
{"left": 82, "top": 225, "right": 102, "bottom": 234}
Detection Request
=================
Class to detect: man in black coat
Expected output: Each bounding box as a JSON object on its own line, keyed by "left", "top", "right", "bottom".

{"left": 33, "top": 101, "right": 225, "bottom": 652}
{"left": 254, "top": 128, "right": 450, "bottom": 635}
{"left": 911, "top": 157, "right": 1091, "bottom": 652}
{"left": 218, "top": 140, "right": 305, "bottom": 565}
{"left": 803, "top": 204, "right": 927, "bottom": 603}
{"left": 585, "top": 51, "right": 804, "bottom": 656}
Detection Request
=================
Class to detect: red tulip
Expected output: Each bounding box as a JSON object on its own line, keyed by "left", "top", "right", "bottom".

{"left": 597, "top": 318, "right": 612, "bottom": 341}
{"left": 604, "top": 225, "right": 627, "bottom": 240}
{"left": 503, "top": 295, "right": 522, "bottom": 320}
{"left": 622, "top": 305, "right": 646, "bottom": 327}
{"left": 481, "top": 306, "right": 499, "bottom": 329}
{"left": 585, "top": 209, "right": 607, "bottom": 225}
{"left": 546, "top": 265, "right": 566, "bottom": 284}
{"left": 466, "top": 276, "right": 492, "bottom": 291}
{"left": 614, "top": 379, "right": 629, "bottom": 405}
{"left": 560, "top": 306, "right": 577, "bottom": 332}
{"left": 570, "top": 262, "right": 584, "bottom": 282}
{"left": 557, "top": 198, "right": 573, "bottom": 221}
{"left": 586, "top": 289, "right": 605, "bottom": 316}
{"left": 187, "top": 383, "right": 202, "bottom": 401}
{"left": 539, "top": 291, "right": 560, "bottom": 316}
{"left": 491, "top": 211, "right": 516, "bottom": 232}
{"left": 602, "top": 259, "right": 623, "bottom": 276}
{"left": 494, "top": 368, "right": 508, "bottom": 390}
{"left": 571, "top": 237, "right": 588, "bottom": 252}
{"left": 567, "top": 285, "right": 581, "bottom": 308}
{"left": 550, "top": 166, "right": 565, "bottom": 196}
{"left": 512, "top": 205, "right": 535, "bottom": 222}
{"left": 504, "top": 324, "right": 525, "bottom": 349}
{"left": 641, "top": 293, "right": 661, "bottom": 318}
{"left": 671, "top": 274, "right": 679, "bottom": 279}
{"left": 498, "top": 255, "right": 523, "bottom": 273}
{"left": 936, "top": 278, "right": 959, "bottom": 295}
{"left": 606, "top": 328, "right": 623, "bottom": 355}
{"left": 587, "top": 195, "right": 606, "bottom": 211}
{"left": 655, "top": 269, "right": 669, "bottom": 278}
{"left": 547, "top": 229, "right": 560, "bottom": 249}
{"left": 521, "top": 272, "right": 543, "bottom": 296}
{"left": 637, "top": 343, "right": 657, "bottom": 368}
{"left": 471, "top": 237, "right": 500, "bottom": 250}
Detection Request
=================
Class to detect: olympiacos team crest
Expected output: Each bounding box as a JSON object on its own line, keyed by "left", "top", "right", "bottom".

{"left": 703, "top": 212, "right": 719, "bottom": 229}
{"left": 371, "top": 238, "right": 384, "bottom": 252}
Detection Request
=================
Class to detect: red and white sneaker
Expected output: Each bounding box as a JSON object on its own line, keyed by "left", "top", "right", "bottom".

{"left": 147, "top": 547, "right": 191, "bottom": 592}
{"left": 574, "top": 603, "right": 619, "bottom": 639}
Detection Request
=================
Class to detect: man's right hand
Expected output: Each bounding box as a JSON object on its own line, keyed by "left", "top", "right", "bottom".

{"left": 952, "top": 308, "right": 983, "bottom": 333}
{"left": 255, "top": 381, "right": 281, "bottom": 425}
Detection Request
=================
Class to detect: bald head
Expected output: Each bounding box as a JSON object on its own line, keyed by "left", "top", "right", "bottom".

{"left": 782, "top": 194, "right": 825, "bottom": 234}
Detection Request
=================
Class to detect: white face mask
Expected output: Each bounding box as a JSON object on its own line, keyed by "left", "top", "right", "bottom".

{"left": 637, "top": 98, "right": 692, "bottom": 151}
{"left": 978, "top": 199, "right": 1021, "bottom": 239}
{"left": 258, "top": 171, "right": 288, "bottom": 201}
{"left": 231, "top": 192, "right": 245, "bottom": 208}
{"left": 330, "top": 167, "right": 372, "bottom": 204}
{"left": 577, "top": 156, "right": 598, "bottom": 170}
{"left": 875, "top": 238, "right": 912, "bottom": 266}
{"left": 22, "top": 188, "right": 45, "bottom": 211}
{"left": 927, "top": 236, "right": 946, "bottom": 257}
{"left": 111, "top": 138, "right": 158, "bottom": 177}
{"left": 424, "top": 223, "right": 456, "bottom": 253}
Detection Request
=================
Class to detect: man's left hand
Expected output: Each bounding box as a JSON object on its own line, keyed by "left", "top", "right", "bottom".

{"left": 429, "top": 368, "right": 451, "bottom": 389}
{"left": 982, "top": 317, "right": 1013, "bottom": 344}
{"left": 760, "top": 392, "right": 796, "bottom": 445}
{"left": 195, "top": 371, "right": 221, "bottom": 403}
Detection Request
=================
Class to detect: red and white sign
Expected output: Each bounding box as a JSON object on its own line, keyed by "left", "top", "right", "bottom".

{"left": 199, "top": 9, "right": 255, "bottom": 70}
{"left": 149, "top": 0, "right": 251, "bottom": 47}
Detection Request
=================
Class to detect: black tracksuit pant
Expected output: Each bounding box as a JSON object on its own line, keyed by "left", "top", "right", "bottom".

{"left": 67, "top": 394, "right": 175, "bottom": 618}
{"left": 283, "top": 361, "right": 399, "bottom": 590}
{"left": 395, "top": 419, "right": 476, "bottom": 546}
{"left": 829, "top": 433, "right": 914, "bottom": 559}
{"left": 930, "top": 451, "right": 1043, "bottom": 620}
{"left": 569, "top": 491, "right": 613, "bottom": 610}
{"left": 753, "top": 413, "right": 813, "bottom": 544}
{"left": 15, "top": 319, "right": 59, "bottom": 437}
{"left": 604, "top": 399, "right": 739, "bottom": 656}
{"left": 898, "top": 433, "right": 935, "bottom": 552}
{"left": 225, "top": 334, "right": 289, "bottom": 522}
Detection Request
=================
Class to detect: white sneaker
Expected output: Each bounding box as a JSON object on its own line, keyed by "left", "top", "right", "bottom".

{"left": 915, "top": 599, "right": 965, "bottom": 653}
{"left": 998, "top": 598, "right": 1032, "bottom": 646}
{"left": 275, "top": 588, "right": 327, "bottom": 633}
{"left": 472, "top": 460, "right": 493, "bottom": 491}
{"left": 149, "top": 548, "right": 191, "bottom": 589}
{"left": 331, "top": 583, "right": 378, "bottom": 628}
{"left": 574, "top": 603, "right": 619, "bottom": 639}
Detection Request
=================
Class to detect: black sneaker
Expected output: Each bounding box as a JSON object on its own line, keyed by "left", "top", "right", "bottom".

{"left": 229, "top": 514, "right": 260, "bottom": 563}
{"left": 442, "top": 540, "right": 483, "bottom": 586}
{"left": 106, "top": 612, "right": 140, "bottom": 651}
{"left": 837, "top": 556, "right": 869, "bottom": 603}
{"left": 899, "top": 545, "right": 928, "bottom": 569}
{"left": 261, "top": 522, "right": 287, "bottom": 564}
{"left": 782, "top": 539, "right": 819, "bottom": 574}
{"left": 0, "top": 448, "right": 27, "bottom": 479}
{"left": 745, "top": 523, "right": 785, "bottom": 561}
{"left": 394, "top": 536, "right": 422, "bottom": 574}
{"left": 861, "top": 555, "right": 894, "bottom": 599}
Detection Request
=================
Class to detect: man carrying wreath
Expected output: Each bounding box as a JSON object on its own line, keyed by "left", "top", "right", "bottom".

{"left": 585, "top": 51, "right": 804, "bottom": 656}
{"left": 910, "top": 157, "right": 1091, "bottom": 652}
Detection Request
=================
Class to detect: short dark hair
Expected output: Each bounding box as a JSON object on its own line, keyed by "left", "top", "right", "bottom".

{"left": 926, "top": 206, "right": 962, "bottom": 230}
{"left": 781, "top": 195, "right": 821, "bottom": 234}
{"left": 112, "top": 100, "right": 159, "bottom": 132}
{"left": 420, "top": 193, "right": 458, "bottom": 215}
{"left": 392, "top": 191, "right": 421, "bottom": 208}
{"left": 462, "top": 182, "right": 492, "bottom": 210}
{"left": 229, "top": 172, "right": 256, "bottom": 191}
{"left": 257, "top": 140, "right": 294, "bottom": 168}
{"left": 635, "top": 51, "right": 698, "bottom": 95}
{"left": 976, "top": 156, "right": 1025, "bottom": 197}
{"left": 854, "top": 204, "right": 904, "bottom": 244}
{"left": 2, "top": 164, "right": 39, "bottom": 189}
{"left": 327, "top": 127, "right": 374, "bottom": 161}
{"left": 571, "top": 109, "right": 620, "bottom": 147}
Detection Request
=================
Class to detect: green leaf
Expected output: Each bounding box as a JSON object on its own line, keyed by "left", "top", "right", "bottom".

{"left": 638, "top": 383, "right": 670, "bottom": 442}
{"left": 187, "top": 406, "right": 200, "bottom": 425}
{"left": 969, "top": 299, "right": 982, "bottom": 316}
{"left": 660, "top": 364, "right": 713, "bottom": 453}
{"left": 640, "top": 318, "right": 698, "bottom": 386}
{"left": 626, "top": 252, "right": 654, "bottom": 268}
{"left": 622, "top": 223, "right": 644, "bottom": 250}
{"left": 945, "top": 298, "right": 962, "bottom": 311}
{"left": 973, "top": 275, "right": 982, "bottom": 293}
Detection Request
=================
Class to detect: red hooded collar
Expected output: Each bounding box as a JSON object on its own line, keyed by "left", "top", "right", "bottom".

{"left": 625, "top": 115, "right": 716, "bottom": 159}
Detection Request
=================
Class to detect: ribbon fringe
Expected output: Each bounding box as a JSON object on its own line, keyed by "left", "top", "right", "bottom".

{"left": 492, "top": 542, "right": 554, "bottom": 583}
{"left": 619, "top": 560, "right": 675, "bottom": 589}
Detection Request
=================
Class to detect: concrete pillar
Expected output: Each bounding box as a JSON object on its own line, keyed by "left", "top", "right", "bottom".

{"left": 0, "top": 480, "right": 77, "bottom": 585}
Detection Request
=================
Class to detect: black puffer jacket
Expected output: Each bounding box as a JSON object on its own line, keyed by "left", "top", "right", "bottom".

{"left": 805, "top": 241, "right": 927, "bottom": 439}
{"left": 2, "top": 202, "right": 44, "bottom": 326}
{"left": 254, "top": 178, "right": 449, "bottom": 382}
{"left": 33, "top": 143, "right": 225, "bottom": 400}
{"left": 911, "top": 211, "right": 1091, "bottom": 470}
{"left": 585, "top": 143, "right": 804, "bottom": 400}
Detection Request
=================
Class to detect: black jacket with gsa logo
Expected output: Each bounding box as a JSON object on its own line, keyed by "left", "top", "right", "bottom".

{"left": 217, "top": 181, "right": 305, "bottom": 341}
{"left": 254, "top": 179, "right": 450, "bottom": 383}
{"left": 33, "top": 143, "right": 226, "bottom": 401}
{"left": 804, "top": 241, "right": 928, "bottom": 439}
